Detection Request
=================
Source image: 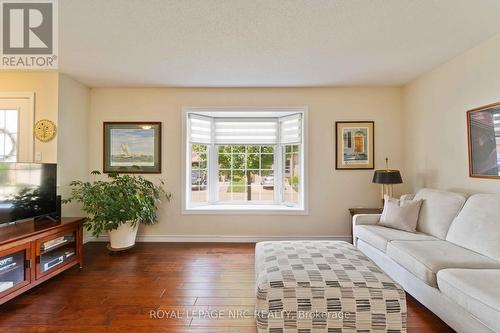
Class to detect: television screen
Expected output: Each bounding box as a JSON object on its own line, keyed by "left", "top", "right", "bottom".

{"left": 0, "top": 163, "right": 57, "bottom": 224}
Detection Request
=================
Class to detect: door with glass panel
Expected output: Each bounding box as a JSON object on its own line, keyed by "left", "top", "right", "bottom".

{"left": 0, "top": 108, "right": 18, "bottom": 162}
{"left": 0, "top": 95, "right": 34, "bottom": 162}
{"left": 0, "top": 242, "right": 32, "bottom": 298}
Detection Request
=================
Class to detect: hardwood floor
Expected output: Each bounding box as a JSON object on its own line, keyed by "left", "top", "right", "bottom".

{"left": 0, "top": 242, "right": 455, "bottom": 333}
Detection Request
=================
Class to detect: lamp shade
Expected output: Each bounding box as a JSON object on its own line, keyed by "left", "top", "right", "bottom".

{"left": 372, "top": 170, "right": 403, "bottom": 184}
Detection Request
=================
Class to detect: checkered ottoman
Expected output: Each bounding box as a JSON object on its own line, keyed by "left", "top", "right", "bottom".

{"left": 255, "top": 241, "right": 407, "bottom": 332}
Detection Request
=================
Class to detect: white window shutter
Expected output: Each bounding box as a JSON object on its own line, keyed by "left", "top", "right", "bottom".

{"left": 188, "top": 114, "right": 212, "bottom": 144}
{"left": 279, "top": 113, "right": 302, "bottom": 144}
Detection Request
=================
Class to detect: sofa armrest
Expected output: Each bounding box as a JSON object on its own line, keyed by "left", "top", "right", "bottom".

{"left": 352, "top": 214, "right": 381, "bottom": 226}
{"left": 352, "top": 214, "right": 381, "bottom": 246}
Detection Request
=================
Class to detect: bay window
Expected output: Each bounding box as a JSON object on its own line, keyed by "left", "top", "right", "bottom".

{"left": 184, "top": 108, "right": 306, "bottom": 212}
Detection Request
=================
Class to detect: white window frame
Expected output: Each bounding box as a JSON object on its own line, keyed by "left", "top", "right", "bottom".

{"left": 182, "top": 107, "right": 308, "bottom": 215}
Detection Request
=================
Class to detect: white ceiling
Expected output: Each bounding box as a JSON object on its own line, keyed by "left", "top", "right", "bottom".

{"left": 59, "top": 0, "right": 500, "bottom": 88}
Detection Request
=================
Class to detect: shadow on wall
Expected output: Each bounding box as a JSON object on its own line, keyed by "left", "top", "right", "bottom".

{"left": 416, "top": 169, "right": 439, "bottom": 189}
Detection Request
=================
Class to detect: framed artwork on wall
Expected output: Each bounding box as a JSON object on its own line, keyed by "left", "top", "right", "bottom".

{"left": 335, "top": 121, "right": 374, "bottom": 170}
{"left": 467, "top": 102, "right": 500, "bottom": 179}
{"left": 103, "top": 122, "right": 162, "bottom": 174}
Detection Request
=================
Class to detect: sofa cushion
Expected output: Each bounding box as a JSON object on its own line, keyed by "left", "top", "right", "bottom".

{"left": 386, "top": 240, "right": 500, "bottom": 287}
{"left": 446, "top": 194, "right": 500, "bottom": 261}
{"left": 414, "top": 188, "right": 467, "bottom": 239}
{"left": 354, "top": 225, "right": 438, "bottom": 252}
{"left": 437, "top": 269, "right": 500, "bottom": 332}
{"left": 379, "top": 195, "right": 423, "bottom": 232}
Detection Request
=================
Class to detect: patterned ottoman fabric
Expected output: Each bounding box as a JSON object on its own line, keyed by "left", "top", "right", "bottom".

{"left": 255, "top": 241, "right": 406, "bottom": 333}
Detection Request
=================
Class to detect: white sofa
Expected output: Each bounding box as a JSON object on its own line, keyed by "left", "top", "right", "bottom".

{"left": 353, "top": 188, "right": 500, "bottom": 333}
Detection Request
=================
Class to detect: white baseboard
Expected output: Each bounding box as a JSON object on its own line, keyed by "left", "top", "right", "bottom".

{"left": 84, "top": 234, "right": 352, "bottom": 244}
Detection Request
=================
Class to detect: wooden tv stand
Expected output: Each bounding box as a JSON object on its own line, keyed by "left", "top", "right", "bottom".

{"left": 0, "top": 217, "right": 84, "bottom": 305}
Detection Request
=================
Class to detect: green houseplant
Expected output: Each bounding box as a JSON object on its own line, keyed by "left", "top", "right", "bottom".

{"left": 63, "top": 171, "right": 171, "bottom": 249}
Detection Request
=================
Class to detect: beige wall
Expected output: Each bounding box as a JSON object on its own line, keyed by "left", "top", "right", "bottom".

{"left": 4, "top": 32, "right": 500, "bottom": 238}
{"left": 403, "top": 35, "right": 500, "bottom": 195}
{"left": 0, "top": 72, "right": 59, "bottom": 162}
{"left": 89, "top": 87, "right": 403, "bottom": 239}
{"left": 0, "top": 72, "right": 90, "bottom": 215}
{"left": 57, "top": 74, "right": 90, "bottom": 216}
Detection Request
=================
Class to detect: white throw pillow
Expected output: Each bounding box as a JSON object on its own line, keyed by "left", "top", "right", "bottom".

{"left": 379, "top": 195, "right": 423, "bottom": 232}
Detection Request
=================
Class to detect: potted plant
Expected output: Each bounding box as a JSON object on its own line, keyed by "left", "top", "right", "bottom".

{"left": 63, "top": 171, "right": 171, "bottom": 250}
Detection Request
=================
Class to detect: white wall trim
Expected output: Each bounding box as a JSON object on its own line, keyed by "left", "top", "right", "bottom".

{"left": 84, "top": 234, "right": 352, "bottom": 244}
{"left": 0, "top": 92, "right": 34, "bottom": 99}
{"left": 182, "top": 204, "right": 308, "bottom": 215}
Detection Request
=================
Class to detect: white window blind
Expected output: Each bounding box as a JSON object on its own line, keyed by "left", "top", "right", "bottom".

{"left": 214, "top": 119, "right": 278, "bottom": 145}
{"left": 188, "top": 112, "right": 302, "bottom": 145}
{"left": 280, "top": 113, "right": 302, "bottom": 144}
{"left": 188, "top": 114, "right": 212, "bottom": 144}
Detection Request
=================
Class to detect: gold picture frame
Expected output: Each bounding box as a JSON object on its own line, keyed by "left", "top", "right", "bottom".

{"left": 467, "top": 102, "right": 500, "bottom": 179}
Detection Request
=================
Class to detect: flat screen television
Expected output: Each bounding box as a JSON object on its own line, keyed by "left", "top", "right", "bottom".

{"left": 0, "top": 163, "right": 57, "bottom": 225}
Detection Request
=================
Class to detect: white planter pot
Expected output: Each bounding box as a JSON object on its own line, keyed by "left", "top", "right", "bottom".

{"left": 108, "top": 221, "right": 139, "bottom": 249}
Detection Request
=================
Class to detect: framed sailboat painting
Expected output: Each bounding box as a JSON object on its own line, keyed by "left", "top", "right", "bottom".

{"left": 103, "top": 122, "right": 162, "bottom": 173}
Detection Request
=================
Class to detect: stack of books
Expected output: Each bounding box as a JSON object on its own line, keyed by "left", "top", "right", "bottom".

{"left": 42, "top": 237, "right": 67, "bottom": 251}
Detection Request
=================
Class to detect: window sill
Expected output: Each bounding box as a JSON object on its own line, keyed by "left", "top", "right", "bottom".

{"left": 183, "top": 204, "right": 307, "bottom": 215}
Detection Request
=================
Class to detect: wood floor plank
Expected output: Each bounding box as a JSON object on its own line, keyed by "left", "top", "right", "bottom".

{"left": 0, "top": 242, "right": 455, "bottom": 332}
{"left": 191, "top": 316, "right": 256, "bottom": 327}
{"left": 166, "top": 288, "right": 255, "bottom": 298}
{"left": 228, "top": 328, "right": 258, "bottom": 333}
{"left": 181, "top": 282, "right": 256, "bottom": 290}
{"left": 195, "top": 297, "right": 256, "bottom": 306}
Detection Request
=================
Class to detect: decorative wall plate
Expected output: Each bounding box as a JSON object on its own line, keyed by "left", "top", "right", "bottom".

{"left": 34, "top": 119, "right": 57, "bottom": 142}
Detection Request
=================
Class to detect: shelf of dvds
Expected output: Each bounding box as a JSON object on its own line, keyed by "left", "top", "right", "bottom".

{"left": 0, "top": 217, "right": 84, "bottom": 305}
